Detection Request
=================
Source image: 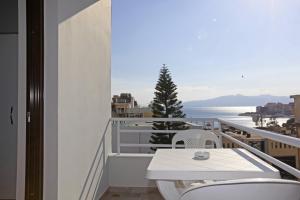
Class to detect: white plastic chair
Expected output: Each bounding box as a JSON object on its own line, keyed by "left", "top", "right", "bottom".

{"left": 172, "top": 130, "right": 222, "bottom": 189}
{"left": 180, "top": 178, "right": 300, "bottom": 200}
{"left": 172, "top": 129, "right": 222, "bottom": 149}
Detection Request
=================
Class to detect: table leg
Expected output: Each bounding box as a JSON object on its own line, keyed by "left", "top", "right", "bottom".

{"left": 156, "top": 180, "right": 182, "bottom": 200}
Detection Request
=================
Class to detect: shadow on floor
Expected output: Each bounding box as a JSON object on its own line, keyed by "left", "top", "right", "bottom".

{"left": 100, "top": 187, "right": 164, "bottom": 200}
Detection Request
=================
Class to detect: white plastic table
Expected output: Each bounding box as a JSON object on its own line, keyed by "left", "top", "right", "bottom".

{"left": 146, "top": 148, "right": 280, "bottom": 200}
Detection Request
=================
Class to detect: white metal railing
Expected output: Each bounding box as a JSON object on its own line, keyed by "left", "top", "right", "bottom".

{"left": 218, "top": 119, "right": 300, "bottom": 148}
{"left": 111, "top": 117, "right": 300, "bottom": 179}
{"left": 218, "top": 131, "right": 300, "bottom": 178}
{"left": 112, "top": 117, "right": 218, "bottom": 152}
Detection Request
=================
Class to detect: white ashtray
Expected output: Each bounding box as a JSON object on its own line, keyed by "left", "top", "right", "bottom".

{"left": 193, "top": 151, "right": 210, "bottom": 160}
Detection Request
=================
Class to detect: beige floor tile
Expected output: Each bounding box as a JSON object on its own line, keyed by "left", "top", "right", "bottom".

{"left": 100, "top": 187, "right": 163, "bottom": 200}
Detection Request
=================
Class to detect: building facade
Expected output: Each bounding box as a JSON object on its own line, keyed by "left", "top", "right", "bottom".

{"left": 256, "top": 102, "right": 294, "bottom": 116}
{"left": 290, "top": 95, "right": 300, "bottom": 171}
{"left": 111, "top": 93, "right": 152, "bottom": 118}
{"left": 112, "top": 93, "right": 136, "bottom": 116}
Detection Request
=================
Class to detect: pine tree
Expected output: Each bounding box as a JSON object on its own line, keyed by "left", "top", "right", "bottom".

{"left": 149, "top": 64, "right": 187, "bottom": 150}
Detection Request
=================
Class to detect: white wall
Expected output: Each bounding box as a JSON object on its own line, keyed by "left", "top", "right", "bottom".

{"left": 109, "top": 154, "right": 156, "bottom": 188}
{"left": 16, "top": 0, "right": 26, "bottom": 199}
{"left": 44, "top": 0, "right": 59, "bottom": 199}
{"left": 58, "top": 0, "right": 111, "bottom": 199}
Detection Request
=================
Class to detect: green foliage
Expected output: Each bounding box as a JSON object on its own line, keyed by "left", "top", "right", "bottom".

{"left": 252, "top": 113, "right": 265, "bottom": 127}
{"left": 149, "top": 64, "right": 187, "bottom": 150}
{"left": 282, "top": 118, "right": 297, "bottom": 134}
{"left": 266, "top": 117, "right": 279, "bottom": 128}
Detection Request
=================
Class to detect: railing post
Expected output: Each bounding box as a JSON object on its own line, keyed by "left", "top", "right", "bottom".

{"left": 117, "top": 120, "right": 120, "bottom": 154}
{"left": 216, "top": 119, "right": 223, "bottom": 146}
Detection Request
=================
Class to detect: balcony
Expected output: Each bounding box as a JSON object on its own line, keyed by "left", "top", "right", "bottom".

{"left": 97, "top": 117, "right": 300, "bottom": 199}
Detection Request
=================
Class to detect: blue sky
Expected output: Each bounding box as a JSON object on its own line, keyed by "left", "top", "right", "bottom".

{"left": 112, "top": 0, "right": 300, "bottom": 106}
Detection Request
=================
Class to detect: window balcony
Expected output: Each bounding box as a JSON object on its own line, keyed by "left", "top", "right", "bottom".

{"left": 98, "top": 118, "right": 300, "bottom": 199}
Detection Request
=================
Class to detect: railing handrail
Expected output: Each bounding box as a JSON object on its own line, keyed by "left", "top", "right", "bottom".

{"left": 218, "top": 119, "right": 300, "bottom": 148}
{"left": 218, "top": 131, "right": 300, "bottom": 179}
{"left": 120, "top": 129, "right": 181, "bottom": 133}
{"left": 120, "top": 144, "right": 185, "bottom": 148}
{"left": 111, "top": 117, "right": 300, "bottom": 149}
{"left": 111, "top": 117, "right": 217, "bottom": 122}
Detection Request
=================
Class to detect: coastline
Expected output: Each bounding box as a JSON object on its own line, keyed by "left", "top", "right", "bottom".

{"left": 184, "top": 106, "right": 291, "bottom": 128}
{"left": 239, "top": 112, "right": 293, "bottom": 118}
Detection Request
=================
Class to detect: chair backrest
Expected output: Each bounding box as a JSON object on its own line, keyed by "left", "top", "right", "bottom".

{"left": 172, "top": 129, "right": 221, "bottom": 149}
{"left": 180, "top": 178, "right": 300, "bottom": 200}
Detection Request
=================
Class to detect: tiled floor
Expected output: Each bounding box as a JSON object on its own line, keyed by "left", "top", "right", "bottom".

{"left": 100, "top": 187, "right": 164, "bottom": 200}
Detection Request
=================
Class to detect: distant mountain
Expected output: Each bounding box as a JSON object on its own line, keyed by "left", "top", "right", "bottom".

{"left": 184, "top": 95, "right": 291, "bottom": 107}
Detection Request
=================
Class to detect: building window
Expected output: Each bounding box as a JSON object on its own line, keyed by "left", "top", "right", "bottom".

{"left": 284, "top": 144, "right": 287, "bottom": 148}
{"left": 271, "top": 142, "right": 274, "bottom": 149}
{"left": 275, "top": 142, "right": 278, "bottom": 148}
{"left": 232, "top": 143, "right": 235, "bottom": 148}
{"left": 227, "top": 143, "right": 230, "bottom": 148}
{"left": 279, "top": 143, "right": 282, "bottom": 148}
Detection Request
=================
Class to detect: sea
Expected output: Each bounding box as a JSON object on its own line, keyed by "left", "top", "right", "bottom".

{"left": 183, "top": 106, "right": 290, "bottom": 128}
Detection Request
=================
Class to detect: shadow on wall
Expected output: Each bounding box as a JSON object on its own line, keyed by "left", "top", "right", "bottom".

{"left": 78, "top": 119, "right": 111, "bottom": 200}
{"left": 0, "top": 0, "right": 18, "bottom": 33}
{"left": 58, "top": 0, "right": 103, "bottom": 23}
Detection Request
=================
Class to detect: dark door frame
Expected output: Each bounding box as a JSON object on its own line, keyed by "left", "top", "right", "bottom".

{"left": 25, "top": 0, "right": 44, "bottom": 199}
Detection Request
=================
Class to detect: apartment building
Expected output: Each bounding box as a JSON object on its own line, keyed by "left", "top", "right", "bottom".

{"left": 266, "top": 140, "right": 299, "bottom": 169}
{"left": 256, "top": 102, "right": 294, "bottom": 116}
{"left": 111, "top": 93, "right": 153, "bottom": 118}
{"left": 291, "top": 95, "right": 300, "bottom": 170}
{"left": 112, "top": 93, "right": 136, "bottom": 116}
